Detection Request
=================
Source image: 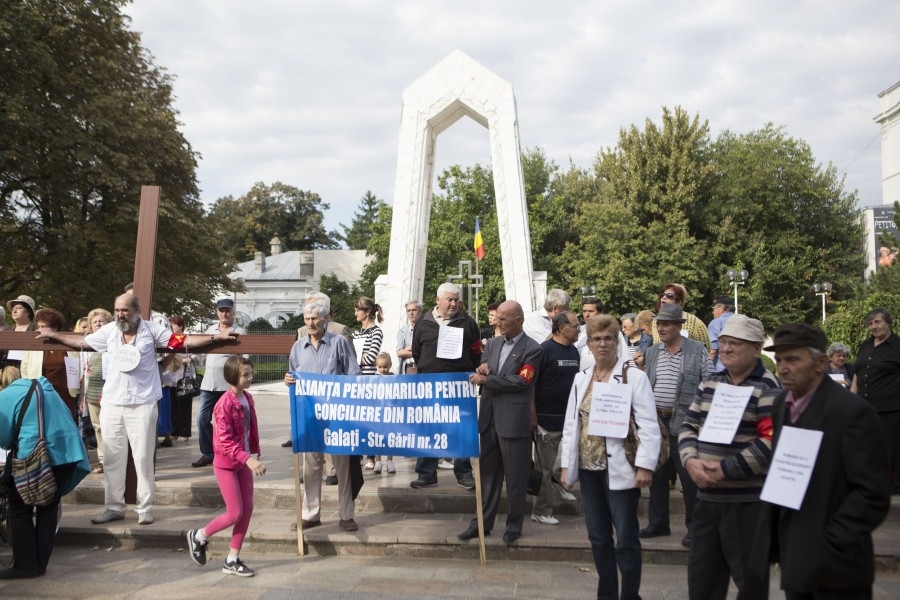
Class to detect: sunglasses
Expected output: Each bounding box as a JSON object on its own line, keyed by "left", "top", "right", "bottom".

{"left": 660, "top": 292, "right": 676, "bottom": 300}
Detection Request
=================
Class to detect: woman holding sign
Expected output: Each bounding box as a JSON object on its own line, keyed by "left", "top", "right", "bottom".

{"left": 560, "top": 314, "right": 659, "bottom": 600}
{"left": 353, "top": 296, "right": 383, "bottom": 470}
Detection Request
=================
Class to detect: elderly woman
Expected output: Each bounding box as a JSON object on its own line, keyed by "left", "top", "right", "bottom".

{"left": 166, "top": 316, "right": 196, "bottom": 443}
{"left": 0, "top": 369, "right": 90, "bottom": 579}
{"left": 651, "top": 283, "right": 710, "bottom": 351}
{"left": 83, "top": 309, "right": 112, "bottom": 473}
{"left": 20, "top": 309, "right": 80, "bottom": 422}
{"left": 825, "top": 342, "right": 854, "bottom": 388}
{"left": 621, "top": 312, "right": 653, "bottom": 368}
{"left": 851, "top": 307, "right": 900, "bottom": 494}
{"left": 560, "top": 315, "right": 660, "bottom": 600}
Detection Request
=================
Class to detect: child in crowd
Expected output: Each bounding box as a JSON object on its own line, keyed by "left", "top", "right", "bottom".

{"left": 372, "top": 352, "right": 395, "bottom": 474}
{"left": 187, "top": 356, "right": 265, "bottom": 577}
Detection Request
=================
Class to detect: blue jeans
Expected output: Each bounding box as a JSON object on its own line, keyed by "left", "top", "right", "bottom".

{"left": 197, "top": 390, "right": 225, "bottom": 458}
{"left": 579, "top": 469, "right": 643, "bottom": 600}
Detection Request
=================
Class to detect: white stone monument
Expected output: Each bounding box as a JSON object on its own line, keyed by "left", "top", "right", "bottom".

{"left": 376, "top": 50, "right": 540, "bottom": 362}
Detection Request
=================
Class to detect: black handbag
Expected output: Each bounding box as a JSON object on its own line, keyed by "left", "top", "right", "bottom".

{"left": 527, "top": 431, "right": 544, "bottom": 496}
{"left": 176, "top": 361, "right": 201, "bottom": 400}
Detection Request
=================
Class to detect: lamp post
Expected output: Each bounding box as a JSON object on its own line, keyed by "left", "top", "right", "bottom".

{"left": 726, "top": 269, "right": 749, "bottom": 314}
{"left": 812, "top": 282, "right": 832, "bottom": 323}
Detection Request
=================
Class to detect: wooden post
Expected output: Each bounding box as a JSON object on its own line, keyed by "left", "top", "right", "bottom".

{"left": 133, "top": 186, "right": 160, "bottom": 320}
{"left": 293, "top": 453, "right": 305, "bottom": 556}
{"left": 472, "top": 457, "right": 486, "bottom": 565}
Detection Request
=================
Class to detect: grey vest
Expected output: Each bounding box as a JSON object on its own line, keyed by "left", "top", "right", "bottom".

{"left": 644, "top": 337, "right": 708, "bottom": 435}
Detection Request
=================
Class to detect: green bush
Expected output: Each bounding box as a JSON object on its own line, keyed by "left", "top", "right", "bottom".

{"left": 822, "top": 292, "right": 900, "bottom": 357}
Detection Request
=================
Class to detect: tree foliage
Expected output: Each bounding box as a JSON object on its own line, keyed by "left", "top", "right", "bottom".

{"left": 207, "top": 182, "right": 339, "bottom": 263}
{"left": 0, "top": 0, "right": 235, "bottom": 325}
{"left": 339, "top": 191, "right": 385, "bottom": 249}
{"left": 319, "top": 272, "right": 361, "bottom": 328}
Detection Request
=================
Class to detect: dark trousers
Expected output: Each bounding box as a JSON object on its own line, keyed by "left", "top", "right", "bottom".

{"left": 688, "top": 499, "right": 769, "bottom": 600}
{"left": 171, "top": 392, "right": 193, "bottom": 438}
{"left": 197, "top": 389, "right": 225, "bottom": 458}
{"left": 8, "top": 463, "right": 75, "bottom": 576}
{"left": 579, "top": 469, "right": 643, "bottom": 600}
{"left": 415, "top": 457, "right": 472, "bottom": 480}
{"left": 648, "top": 434, "right": 697, "bottom": 533}
{"left": 469, "top": 420, "right": 530, "bottom": 535}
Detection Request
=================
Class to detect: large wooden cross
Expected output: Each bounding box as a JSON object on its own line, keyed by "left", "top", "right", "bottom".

{"left": 0, "top": 186, "right": 295, "bottom": 354}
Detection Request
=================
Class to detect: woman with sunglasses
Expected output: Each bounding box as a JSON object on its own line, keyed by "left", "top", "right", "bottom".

{"left": 651, "top": 284, "right": 710, "bottom": 352}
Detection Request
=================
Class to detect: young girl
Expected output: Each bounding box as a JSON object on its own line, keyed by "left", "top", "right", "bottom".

{"left": 372, "top": 352, "right": 395, "bottom": 474}
{"left": 187, "top": 356, "right": 265, "bottom": 577}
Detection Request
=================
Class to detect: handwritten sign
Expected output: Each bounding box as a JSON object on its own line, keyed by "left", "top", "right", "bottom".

{"left": 436, "top": 325, "right": 464, "bottom": 359}
{"left": 112, "top": 345, "right": 140, "bottom": 372}
{"left": 288, "top": 372, "right": 479, "bottom": 458}
{"left": 760, "top": 426, "right": 823, "bottom": 510}
{"left": 588, "top": 382, "right": 632, "bottom": 438}
{"left": 698, "top": 383, "right": 754, "bottom": 444}
{"left": 64, "top": 356, "right": 80, "bottom": 388}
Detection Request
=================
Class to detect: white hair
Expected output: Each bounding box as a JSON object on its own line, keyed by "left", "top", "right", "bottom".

{"left": 304, "top": 291, "right": 331, "bottom": 312}
{"left": 303, "top": 301, "right": 329, "bottom": 320}
{"left": 544, "top": 288, "right": 572, "bottom": 311}
{"left": 436, "top": 282, "right": 460, "bottom": 299}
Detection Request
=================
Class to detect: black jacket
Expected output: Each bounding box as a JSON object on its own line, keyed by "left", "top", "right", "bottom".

{"left": 411, "top": 309, "right": 482, "bottom": 374}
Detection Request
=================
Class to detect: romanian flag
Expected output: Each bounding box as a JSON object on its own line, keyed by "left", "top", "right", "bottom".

{"left": 474, "top": 217, "right": 485, "bottom": 261}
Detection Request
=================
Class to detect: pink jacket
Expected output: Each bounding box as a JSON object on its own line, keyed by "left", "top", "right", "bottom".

{"left": 212, "top": 388, "right": 261, "bottom": 470}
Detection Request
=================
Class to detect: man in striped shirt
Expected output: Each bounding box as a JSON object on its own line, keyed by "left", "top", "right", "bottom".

{"left": 640, "top": 304, "right": 712, "bottom": 543}
{"left": 678, "top": 314, "right": 780, "bottom": 600}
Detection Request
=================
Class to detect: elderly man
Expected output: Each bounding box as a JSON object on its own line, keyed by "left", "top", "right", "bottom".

{"left": 460, "top": 300, "right": 543, "bottom": 544}
{"left": 531, "top": 310, "right": 581, "bottom": 525}
{"left": 764, "top": 324, "right": 890, "bottom": 599}
{"left": 707, "top": 296, "right": 735, "bottom": 371}
{"left": 396, "top": 299, "right": 422, "bottom": 375}
{"left": 37, "top": 293, "right": 232, "bottom": 525}
{"left": 640, "top": 303, "right": 712, "bottom": 545}
{"left": 410, "top": 283, "right": 480, "bottom": 489}
{"left": 192, "top": 298, "right": 247, "bottom": 468}
{"left": 678, "top": 314, "right": 780, "bottom": 599}
{"left": 284, "top": 298, "right": 362, "bottom": 532}
{"left": 523, "top": 288, "right": 571, "bottom": 343}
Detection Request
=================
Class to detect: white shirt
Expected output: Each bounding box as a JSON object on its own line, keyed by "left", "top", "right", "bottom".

{"left": 523, "top": 308, "right": 552, "bottom": 344}
{"left": 200, "top": 322, "right": 247, "bottom": 391}
{"left": 84, "top": 320, "right": 171, "bottom": 406}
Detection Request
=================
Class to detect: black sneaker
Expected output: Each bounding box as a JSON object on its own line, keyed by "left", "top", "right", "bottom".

{"left": 410, "top": 475, "right": 438, "bottom": 489}
{"left": 222, "top": 558, "right": 255, "bottom": 577}
{"left": 456, "top": 475, "right": 476, "bottom": 490}
{"left": 186, "top": 529, "right": 207, "bottom": 566}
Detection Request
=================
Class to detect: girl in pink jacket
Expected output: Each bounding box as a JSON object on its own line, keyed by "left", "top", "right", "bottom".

{"left": 186, "top": 356, "right": 265, "bottom": 577}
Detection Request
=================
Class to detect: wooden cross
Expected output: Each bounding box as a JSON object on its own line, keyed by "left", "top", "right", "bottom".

{"left": 0, "top": 186, "right": 295, "bottom": 354}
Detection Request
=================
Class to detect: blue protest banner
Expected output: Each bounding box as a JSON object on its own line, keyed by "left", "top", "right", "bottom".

{"left": 287, "top": 372, "right": 479, "bottom": 458}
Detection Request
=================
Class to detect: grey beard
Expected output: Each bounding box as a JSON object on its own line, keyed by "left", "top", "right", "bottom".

{"left": 117, "top": 317, "right": 139, "bottom": 333}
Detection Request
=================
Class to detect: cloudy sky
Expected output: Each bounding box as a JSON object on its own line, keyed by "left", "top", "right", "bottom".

{"left": 124, "top": 1, "right": 899, "bottom": 235}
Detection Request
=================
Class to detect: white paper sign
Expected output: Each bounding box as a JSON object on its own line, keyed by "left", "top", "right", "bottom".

{"left": 588, "top": 382, "right": 632, "bottom": 438}
{"left": 352, "top": 338, "right": 366, "bottom": 361}
{"left": 6, "top": 350, "right": 24, "bottom": 361}
{"left": 0, "top": 448, "right": 8, "bottom": 463}
{"left": 760, "top": 426, "right": 824, "bottom": 510}
{"left": 697, "top": 383, "right": 754, "bottom": 444}
{"left": 64, "top": 356, "right": 80, "bottom": 388}
{"left": 112, "top": 345, "right": 141, "bottom": 372}
{"left": 828, "top": 373, "right": 846, "bottom": 384}
{"left": 436, "top": 325, "right": 463, "bottom": 359}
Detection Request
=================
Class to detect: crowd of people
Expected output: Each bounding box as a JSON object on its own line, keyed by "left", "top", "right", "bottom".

{"left": 0, "top": 283, "right": 897, "bottom": 598}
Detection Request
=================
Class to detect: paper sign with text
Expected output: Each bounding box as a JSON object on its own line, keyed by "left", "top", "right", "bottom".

{"left": 588, "top": 382, "right": 632, "bottom": 438}
{"left": 760, "top": 426, "right": 824, "bottom": 510}
{"left": 697, "top": 383, "right": 754, "bottom": 444}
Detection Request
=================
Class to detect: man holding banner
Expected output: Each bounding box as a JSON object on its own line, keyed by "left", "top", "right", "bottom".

{"left": 460, "top": 300, "right": 542, "bottom": 544}
{"left": 410, "top": 283, "right": 481, "bottom": 490}
{"left": 284, "top": 298, "right": 362, "bottom": 532}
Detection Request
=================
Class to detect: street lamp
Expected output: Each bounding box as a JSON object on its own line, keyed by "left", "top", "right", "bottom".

{"left": 580, "top": 285, "right": 597, "bottom": 297}
{"left": 726, "top": 269, "right": 749, "bottom": 314}
{"left": 812, "top": 282, "right": 832, "bottom": 323}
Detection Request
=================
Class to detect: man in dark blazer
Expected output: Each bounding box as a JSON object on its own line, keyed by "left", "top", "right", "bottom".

{"left": 459, "top": 300, "right": 543, "bottom": 544}
{"left": 762, "top": 324, "right": 890, "bottom": 599}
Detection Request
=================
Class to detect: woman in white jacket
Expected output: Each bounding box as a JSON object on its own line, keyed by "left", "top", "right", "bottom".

{"left": 560, "top": 314, "right": 660, "bottom": 600}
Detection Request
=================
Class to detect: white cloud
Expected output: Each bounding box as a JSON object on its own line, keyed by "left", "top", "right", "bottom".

{"left": 125, "top": 0, "right": 900, "bottom": 232}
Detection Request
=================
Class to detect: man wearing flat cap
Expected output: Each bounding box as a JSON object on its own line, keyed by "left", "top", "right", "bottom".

{"left": 640, "top": 303, "right": 711, "bottom": 544}
{"left": 192, "top": 298, "right": 246, "bottom": 468}
{"left": 760, "top": 324, "right": 890, "bottom": 599}
{"left": 707, "top": 296, "right": 735, "bottom": 372}
{"left": 678, "top": 314, "right": 780, "bottom": 599}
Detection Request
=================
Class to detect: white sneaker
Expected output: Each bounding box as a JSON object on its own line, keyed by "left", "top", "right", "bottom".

{"left": 531, "top": 514, "right": 560, "bottom": 525}
{"left": 552, "top": 481, "right": 576, "bottom": 501}
{"left": 137, "top": 510, "right": 154, "bottom": 525}
{"left": 437, "top": 458, "right": 454, "bottom": 470}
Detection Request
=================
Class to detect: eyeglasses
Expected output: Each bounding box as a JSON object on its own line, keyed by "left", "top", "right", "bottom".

{"left": 660, "top": 292, "right": 676, "bottom": 300}
{"left": 588, "top": 336, "right": 618, "bottom": 345}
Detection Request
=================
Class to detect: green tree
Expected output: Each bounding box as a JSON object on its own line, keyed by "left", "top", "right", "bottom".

{"left": 0, "top": 0, "right": 234, "bottom": 324}
{"left": 339, "top": 191, "right": 385, "bottom": 249}
{"left": 318, "top": 272, "right": 361, "bottom": 328}
{"left": 207, "top": 182, "right": 339, "bottom": 263}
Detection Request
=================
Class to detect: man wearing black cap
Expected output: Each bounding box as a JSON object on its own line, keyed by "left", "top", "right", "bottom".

{"left": 707, "top": 296, "right": 735, "bottom": 372}
{"left": 762, "top": 324, "right": 890, "bottom": 599}
{"left": 192, "top": 298, "right": 246, "bottom": 468}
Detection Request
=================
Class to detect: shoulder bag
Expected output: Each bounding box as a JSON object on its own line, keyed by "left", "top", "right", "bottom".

{"left": 10, "top": 380, "right": 58, "bottom": 506}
